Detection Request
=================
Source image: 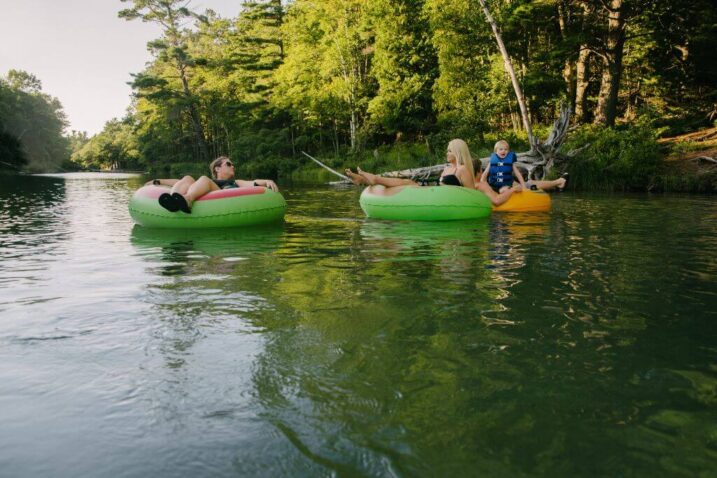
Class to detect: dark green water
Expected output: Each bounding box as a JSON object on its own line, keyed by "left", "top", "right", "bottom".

{"left": 1, "top": 173, "right": 715, "bottom": 477}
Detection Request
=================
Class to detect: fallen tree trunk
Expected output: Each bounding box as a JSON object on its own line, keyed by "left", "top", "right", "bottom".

{"left": 327, "top": 105, "right": 572, "bottom": 184}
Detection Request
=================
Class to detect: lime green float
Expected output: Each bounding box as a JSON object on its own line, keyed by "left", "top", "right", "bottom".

{"left": 129, "top": 185, "right": 286, "bottom": 228}
{"left": 359, "top": 185, "right": 492, "bottom": 221}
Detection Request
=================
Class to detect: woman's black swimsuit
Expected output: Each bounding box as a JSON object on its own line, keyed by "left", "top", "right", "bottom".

{"left": 212, "top": 179, "right": 239, "bottom": 189}
{"left": 439, "top": 174, "right": 462, "bottom": 186}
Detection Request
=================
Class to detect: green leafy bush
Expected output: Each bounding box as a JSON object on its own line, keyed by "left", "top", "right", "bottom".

{"left": 563, "top": 124, "right": 663, "bottom": 191}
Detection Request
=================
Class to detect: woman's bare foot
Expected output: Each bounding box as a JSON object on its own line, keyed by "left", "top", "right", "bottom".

{"left": 357, "top": 167, "right": 378, "bottom": 186}
{"left": 345, "top": 169, "right": 367, "bottom": 186}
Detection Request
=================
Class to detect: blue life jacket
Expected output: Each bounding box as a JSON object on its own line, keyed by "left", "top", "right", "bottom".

{"left": 488, "top": 151, "right": 516, "bottom": 188}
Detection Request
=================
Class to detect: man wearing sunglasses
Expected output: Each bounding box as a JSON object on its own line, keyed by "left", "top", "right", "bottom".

{"left": 148, "top": 156, "right": 279, "bottom": 213}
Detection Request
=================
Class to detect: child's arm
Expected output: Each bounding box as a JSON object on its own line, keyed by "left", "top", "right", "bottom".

{"left": 513, "top": 164, "right": 527, "bottom": 190}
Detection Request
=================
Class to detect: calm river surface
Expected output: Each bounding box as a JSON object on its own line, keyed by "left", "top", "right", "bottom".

{"left": 1, "top": 173, "right": 716, "bottom": 477}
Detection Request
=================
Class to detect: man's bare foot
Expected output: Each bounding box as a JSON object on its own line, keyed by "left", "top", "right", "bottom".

{"left": 357, "top": 167, "right": 378, "bottom": 186}
{"left": 345, "top": 169, "right": 367, "bottom": 186}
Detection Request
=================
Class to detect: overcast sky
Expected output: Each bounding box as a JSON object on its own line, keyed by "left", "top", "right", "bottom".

{"left": 0, "top": 0, "right": 242, "bottom": 135}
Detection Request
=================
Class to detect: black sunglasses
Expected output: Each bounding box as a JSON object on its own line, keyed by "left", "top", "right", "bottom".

{"left": 223, "top": 161, "right": 233, "bottom": 167}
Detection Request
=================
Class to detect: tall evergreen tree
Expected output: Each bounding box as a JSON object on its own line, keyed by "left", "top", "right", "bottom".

{"left": 120, "top": 0, "right": 211, "bottom": 160}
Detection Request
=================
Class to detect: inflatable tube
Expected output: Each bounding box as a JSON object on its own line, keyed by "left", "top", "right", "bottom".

{"left": 492, "top": 189, "right": 551, "bottom": 212}
{"left": 129, "top": 185, "right": 286, "bottom": 228}
{"left": 359, "top": 185, "right": 492, "bottom": 221}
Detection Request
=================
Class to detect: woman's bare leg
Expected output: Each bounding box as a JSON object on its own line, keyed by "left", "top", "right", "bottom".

{"left": 170, "top": 175, "right": 196, "bottom": 195}
{"left": 357, "top": 167, "right": 417, "bottom": 187}
{"left": 184, "top": 176, "right": 220, "bottom": 205}
{"left": 345, "top": 169, "right": 368, "bottom": 185}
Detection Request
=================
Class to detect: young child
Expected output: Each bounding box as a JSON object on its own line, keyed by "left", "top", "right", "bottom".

{"left": 479, "top": 140, "right": 527, "bottom": 193}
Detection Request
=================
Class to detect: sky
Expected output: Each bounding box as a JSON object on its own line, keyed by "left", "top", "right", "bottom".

{"left": 0, "top": 0, "right": 242, "bottom": 136}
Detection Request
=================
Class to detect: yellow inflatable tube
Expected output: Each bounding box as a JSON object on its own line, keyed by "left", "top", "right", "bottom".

{"left": 493, "top": 189, "right": 551, "bottom": 212}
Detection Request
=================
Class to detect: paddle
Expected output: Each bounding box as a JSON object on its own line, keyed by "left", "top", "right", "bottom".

{"left": 301, "top": 151, "right": 349, "bottom": 181}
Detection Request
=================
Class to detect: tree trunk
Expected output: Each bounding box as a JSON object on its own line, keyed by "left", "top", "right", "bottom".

{"left": 557, "top": 1, "right": 577, "bottom": 110}
{"left": 574, "top": 1, "right": 594, "bottom": 123}
{"left": 178, "top": 64, "right": 210, "bottom": 160}
{"left": 350, "top": 109, "right": 357, "bottom": 151}
{"left": 595, "top": 0, "right": 626, "bottom": 127}
{"left": 477, "top": 0, "right": 536, "bottom": 150}
{"left": 333, "top": 120, "right": 340, "bottom": 156}
{"left": 574, "top": 46, "right": 591, "bottom": 123}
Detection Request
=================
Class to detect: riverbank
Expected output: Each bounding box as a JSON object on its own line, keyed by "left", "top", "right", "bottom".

{"left": 655, "top": 126, "right": 717, "bottom": 192}
{"left": 281, "top": 125, "right": 717, "bottom": 193}
{"left": 11, "top": 126, "right": 715, "bottom": 194}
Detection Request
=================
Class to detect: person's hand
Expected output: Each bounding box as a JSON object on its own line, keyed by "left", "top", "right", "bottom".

{"left": 263, "top": 180, "right": 278, "bottom": 192}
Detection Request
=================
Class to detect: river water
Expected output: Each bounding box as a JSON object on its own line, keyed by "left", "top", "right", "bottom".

{"left": 1, "top": 173, "right": 715, "bottom": 477}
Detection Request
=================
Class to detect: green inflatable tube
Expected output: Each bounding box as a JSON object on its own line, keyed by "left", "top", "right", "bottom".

{"left": 359, "top": 185, "right": 492, "bottom": 221}
{"left": 129, "top": 185, "right": 287, "bottom": 228}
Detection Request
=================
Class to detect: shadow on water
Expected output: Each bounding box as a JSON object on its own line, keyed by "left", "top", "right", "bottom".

{"left": 0, "top": 176, "right": 69, "bottom": 291}
{"left": 0, "top": 175, "right": 68, "bottom": 243}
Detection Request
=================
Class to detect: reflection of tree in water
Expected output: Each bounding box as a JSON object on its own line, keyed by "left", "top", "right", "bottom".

{"left": 241, "top": 201, "right": 717, "bottom": 476}
{"left": 542, "top": 197, "right": 717, "bottom": 474}
{"left": 239, "top": 218, "right": 545, "bottom": 474}
{"left": 247, "top": 272, "right": 535, "bottom": 474}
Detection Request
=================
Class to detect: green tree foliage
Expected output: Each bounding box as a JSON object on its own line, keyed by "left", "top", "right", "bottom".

{"left": 424, "top": 0, "right": 502, "bottom": 139}
{"left": 632, "top": 0, "right": 717, "bottom": 128}
{"left": 120, "top": 0, "right": 211, "bottom": 160}
{"left": 0, "top": 70, "right": 69, "bottom": 172}
{"left": 275, "top": 0, "right": 376, "bottom": 153}
{"left": 214, "top": 0, "right": 289, "bottom": 160}
{"left": 368, "top": 0, "right": 438, "bottom": 140}
{"left": 71, "top": 118, "right": 140, "bottom": 170}
{"left": 66, "top": 0, "right": 714, "bottom": 186}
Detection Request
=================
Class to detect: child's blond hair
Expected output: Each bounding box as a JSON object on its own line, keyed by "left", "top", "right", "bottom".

{"left": 494, "top": 140, "right": 510, "bottom": 152}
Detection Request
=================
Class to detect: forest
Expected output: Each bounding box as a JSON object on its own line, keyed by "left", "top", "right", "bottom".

{"left": 1, "top": 0, "right": 716, "bottom": 190}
